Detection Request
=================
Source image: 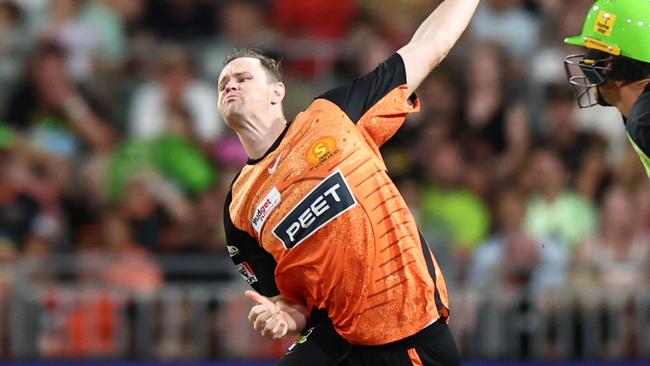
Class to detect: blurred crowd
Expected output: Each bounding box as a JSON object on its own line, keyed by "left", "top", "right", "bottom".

{"left": 0, "top": 0, "right": 649, "bottom": 361}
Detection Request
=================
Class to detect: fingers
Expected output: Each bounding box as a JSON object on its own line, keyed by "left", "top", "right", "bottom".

{"left": 248, "top": 304, "right": 260, "bottom": 323}
{"left": 254, "top": 306, "right": 278, "bottom": 331}
{"left": 244, "top": 291, "right": 289, "bottom": 339}
{"left": 249, "top": 304, "right": 277, "bottom": 326}
{"left": 261, "top": 312, "right": 289, "bottom": 339}
{"left": 249, "top": 306, "right": 288, "bottom": 339}
{"left": 245, "top": 290, "right": 274, "bottom": 306}
{"left": 271, "top": 317, "right": 289, "bottom": 339}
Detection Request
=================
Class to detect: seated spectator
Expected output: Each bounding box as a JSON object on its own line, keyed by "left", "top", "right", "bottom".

{"left": 571, "top": 185, "right": 650, "bottom": 296}
{"left": 0, "top": 0, "right": 30, "bottom": 111}
{"left": 358, "top": 0, "right": 433, "bottom": 45}
{"left": 524, "top": 147, "right": 597, "bottom": 249}
{"left": 107, "top": 134, "right": 217, "bottom": 204}
{"left": 38, "top": 0, "right": 103, "bottom": 82}
{"left": 2, "top": 41, "right": 115, "bottom": 157}
{"left": 128, "top": 43, "right": 222, "bottom": 147}
{"left": 539, "top": 85, "right": 610, "bottom": 190}
{"left": 140, "top": 0, "right": 217, "bottom": 42}
{"left": 463, "top": 42, "right": 510, "bottom": 160}
{"left": 100, "top": 212, "right": 163, "bottom": 294}
{"left": 421, "top": 141, "right": 491, "bottom": 251}
{"left": 0, "top": 136, "right": 64, "bottom": 254}
{"left": 470, "top": 188, "right": 568, "bottom": 295}
{"left": 81, "top": 0, "right": 146, "bottom": 70}
{"left": 273, "top": 0, "right": 357, "bottom": 78}
{"left": 420, "top": 141, "right": 490, "bottom": 285}
{"left": 470, "top": 0, "right": 541, "bottom": 59}
{"left": 0, "top": 153, "right": 41, "bottom": 251}
{"left": 199, "top": 0, "right": 279, "bottom": 83}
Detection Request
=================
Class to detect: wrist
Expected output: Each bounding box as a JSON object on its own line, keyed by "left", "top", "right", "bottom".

{"left": 276, "top": 301, "right": 308, "bottom": 334}
{"left": 288, "top": 313, "right": 307, "bottom": 335}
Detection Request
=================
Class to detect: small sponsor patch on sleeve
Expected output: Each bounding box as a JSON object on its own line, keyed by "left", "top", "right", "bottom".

{"left": 227, "top": 245, "right": 240, "bottom": 257}
{"left": 273, "top": 170, "right": 356, "bottom": 249}
{"left": 235, "top": 262, "right": 258, "bottom": 284}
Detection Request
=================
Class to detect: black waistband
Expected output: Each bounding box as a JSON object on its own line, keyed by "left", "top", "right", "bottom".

{"left": 351, "top": 318, "right": 448, "bottom": 351}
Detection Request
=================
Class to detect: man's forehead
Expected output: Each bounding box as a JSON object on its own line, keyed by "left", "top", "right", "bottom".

{"left": 220, "top": 57, "right": 265, "bottom": 78}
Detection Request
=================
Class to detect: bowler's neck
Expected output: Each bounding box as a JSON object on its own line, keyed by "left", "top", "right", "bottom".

{"left": 234, "top": 115, "right": 288, "bottom": 161}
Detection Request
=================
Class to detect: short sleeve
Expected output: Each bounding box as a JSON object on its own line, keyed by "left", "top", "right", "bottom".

{"left": 318, "top": 53, "right": 420, "bottom": 147}
{"left": 224, "top": 188, "right": 280, "bottom": 297}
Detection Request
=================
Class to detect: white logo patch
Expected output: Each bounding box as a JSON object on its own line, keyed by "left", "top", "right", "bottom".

{"left": 227, "top": 245, "right": 239, "bottom": 257}
{"left": 252, "top": 187, "right": 281, "bottom": 234}
{"left": 272, "top": 170, "right": 356, "bottom": 249}
{"left": 268, "top": 151, "right": 284, "bottom": 174}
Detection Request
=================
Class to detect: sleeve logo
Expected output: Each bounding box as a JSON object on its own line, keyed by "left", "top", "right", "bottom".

{"left": 252, "top": 187, "right": 281, "bottom": 235}
{"left": 227, "top": 245, "right": 240, "bottom": 257}
{"left": 235, "top": 262, "right": 258, "bottom": 284}
{"left": 273, "top": 170, "right": 356, "bottom": 249}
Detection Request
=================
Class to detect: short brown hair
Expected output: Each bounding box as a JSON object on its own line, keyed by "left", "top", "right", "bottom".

{"left": 223, "top": 49, "right": 282, "bottom": 82}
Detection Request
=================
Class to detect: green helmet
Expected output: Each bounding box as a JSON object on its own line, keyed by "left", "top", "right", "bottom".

{"left": 565, "top": 0, "right": 650, "bottom": 62}
{"left": 563, "top": 0, "right": 650, "bottom": 107}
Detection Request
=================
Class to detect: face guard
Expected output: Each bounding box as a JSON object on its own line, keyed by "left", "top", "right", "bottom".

{"left": 564, "top": 52, "right": 615, "bottom": 108}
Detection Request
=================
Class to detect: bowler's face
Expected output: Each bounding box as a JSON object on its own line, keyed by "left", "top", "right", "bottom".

{"left": 217, "top": 57, "right": 273, "bottom": 125}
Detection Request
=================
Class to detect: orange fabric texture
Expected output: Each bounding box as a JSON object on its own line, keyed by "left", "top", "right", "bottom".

{"left": 229, "top": 85, "right": 448, "bottom": 345}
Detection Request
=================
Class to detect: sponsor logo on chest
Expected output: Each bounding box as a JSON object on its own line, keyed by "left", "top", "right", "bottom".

{"left": 306, "top": 136, "right": 340, "bottom": 167}
{"left": 273, "top": 170, "right": 356, "bottom": 249}
{"left": 252, "top": 187, "right": 281, "bottom": 235}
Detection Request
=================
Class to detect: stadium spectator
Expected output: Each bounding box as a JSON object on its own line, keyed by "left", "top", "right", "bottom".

{"left": 0, "top": 0, "right": 28, "bottom": 110}
{"left": 273, "top": 0, "right": 357, "bottom": 78}
{"left": 81, "top": 0, "right": 146, "bottom": 69}
{"left": 128, "top": 43, "right": 222, "bottom": 147}
{"left": 140, "top": 0, "right": 217, "bottom": 42}
{"left": 199, "top": 0, "right": 279, "bottom": 84}
{"left": 470, "top": 0, "right": 541, "bottom": 59}
{"left": 572, "top": 185, "right": 650, "bottom": 296}
{"left": 470, "top": 188, "right": 568, "bottom": 295}
{"left": 38, "top": 0, "right": 103, "bottom": 82}
{"left": 420, "top": 141, "right": 491, "bottom": 256}
{"left": 2, "top": 40, "right": 115, "bottom": 156}
{"left": 523, "top": 147, "right": 597, "bottom": 249}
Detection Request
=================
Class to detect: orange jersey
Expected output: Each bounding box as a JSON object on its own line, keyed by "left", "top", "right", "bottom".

{"left": 224, "top": 54, "right": 449, "bottom": 345}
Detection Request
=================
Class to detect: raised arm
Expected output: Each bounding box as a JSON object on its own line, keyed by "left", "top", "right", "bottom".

{"left": 398, "top": 0, "right": 480, "bottom": 95}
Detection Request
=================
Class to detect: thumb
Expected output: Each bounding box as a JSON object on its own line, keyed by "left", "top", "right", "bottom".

{"left": 245, "top": 290, "right": 274, "bottom": 306}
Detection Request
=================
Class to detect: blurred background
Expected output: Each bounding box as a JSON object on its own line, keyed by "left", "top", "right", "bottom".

{"left": 0, "top": 0, "right": 649, "bottom": 364}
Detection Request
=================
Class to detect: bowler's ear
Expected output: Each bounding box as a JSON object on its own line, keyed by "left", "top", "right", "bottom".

{"left": 271, "top": 82, "right": 286, "bottom": 105}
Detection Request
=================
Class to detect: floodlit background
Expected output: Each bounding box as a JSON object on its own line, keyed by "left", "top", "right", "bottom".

{"left": 0, "top": 0, "right": 649, "bottom": 364}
